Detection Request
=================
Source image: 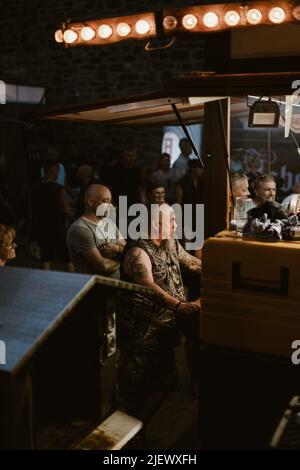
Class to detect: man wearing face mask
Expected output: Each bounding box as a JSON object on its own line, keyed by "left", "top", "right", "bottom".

{"left": 67, "top": 184, "right": 125, "bottom": 278}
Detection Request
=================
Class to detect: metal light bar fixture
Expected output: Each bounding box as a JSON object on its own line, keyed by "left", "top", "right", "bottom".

{"left": 162, "top": 1, "right": 300, "bottom": 34}
{"left": 248, "top": 97, "right": 280, "bottom": 127}
{"left": 55, "top": 12, "right": 156, "bottom": 47}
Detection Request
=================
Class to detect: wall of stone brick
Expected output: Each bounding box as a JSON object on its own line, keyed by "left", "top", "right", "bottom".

{"left": 2, "top": 0, "right": 206, "bottom": 104}
{"left": 1, "top": 0, "right": 209, "bottom": 182}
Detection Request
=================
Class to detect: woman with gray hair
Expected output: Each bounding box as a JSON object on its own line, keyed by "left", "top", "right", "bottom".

{"left": 0, "top": 224, "right": 17, "bottom": 266}
{"left": 231, "top": 173, "right": 250, "bottom": 199}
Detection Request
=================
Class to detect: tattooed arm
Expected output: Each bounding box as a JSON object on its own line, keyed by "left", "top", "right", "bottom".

{"left": 123, "top": 247, "right": 179, "bottom": 310}
{"left": 123, "top": 247, "right": 200, "bottom": 315}
{"left": 177, "top": 242, "right": 202, "bottom": 274}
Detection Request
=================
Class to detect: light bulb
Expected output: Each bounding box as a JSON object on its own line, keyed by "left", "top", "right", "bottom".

{"left": 293, "top": 5, "right": 300, "bottom": 20}
{"left": 135, "top": 19, "right": 151, "bottom": 35}
{"left": 182, "top": 14, "right": 198, "bottom": 30}
{"left": 63, "top": 29, "right": 78, "bottom": 44}
{"left": 268, "top": 7, "right": 285, "bottom": 24}
{"left": 246, "top": 8, "right": 262, "bottom": 25}
{"left": 98, "top": 24, "right": 113, "bottom": 39}
{"left": 80, "top": 26, "right": 96, "bottom": 41}
{"left": 224, "top": 10, "right": 240, "bottom": 27}
{"left": 116, "top": 22, "right": 131, "bottom": 37}
{"left": 54, "top": 29, "right": 63, "bottom": 43}
{"left": 163, "top": 15, "right": 178, "bottom": 30}
{"left": 203, "top": 12, "right": 219, "bottom": 28}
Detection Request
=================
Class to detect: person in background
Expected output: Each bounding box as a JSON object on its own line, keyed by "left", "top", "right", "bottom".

{"left": 244, "top": 175, "right": 288, "bottom": 236}
{"left": 41, "top": 148, "right": 66, "bottom": 186}
{"left": 246, "top": 174, "right": 289, "bottom": 221}
{"left": 175, "top": 159, "right": 204, "bottom": 206}
{"left": 147, "top": 183, "right": 166, "bottom": 206}
{"left": 67, "top": 184, "right": 125, "bottom": 278}
{"left": 231, "top": 173, "right": 251, "bottom": 200}
{"left": 175, "top": 159, "right": 204, "bottom": 259}
{"left": 229, "top": 174, "right": 252, "bottom": 230}
{"left": 252, "top": 174, "right": 277, "bottom": 207}
{"left": 151, "top": 153, "right": 178, "bottom": 204}
{"left": 31, "top": 161, "right": 74, "bottom": 271}
{"left": 233, "top": 175, "right": 278, "bottom": 222}
{"left": 230, "top": 148, "right": 247, "bottom": 174}
{"left": 0, "top": 224, "right": 17, "bottom": 267}
{"left": 175, "top": 161, "right": 204, "bottom": 372}
{"left": 282, "top": 182, "right": 300, "bottom": 214}
{"left": 172, "top": 138, "right": 193, "bottom": 179}
{"left": 105, "top": 147, "right": 144, "bottom": 207}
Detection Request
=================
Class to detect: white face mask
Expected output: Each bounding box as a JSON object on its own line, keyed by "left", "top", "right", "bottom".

{"left": 96, "top": 203, "right": 111, "bottom": 217}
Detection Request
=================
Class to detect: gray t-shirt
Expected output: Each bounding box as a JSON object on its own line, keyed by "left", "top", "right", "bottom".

{"left": 67, "top": 217, "right": 122, "bottom": 278}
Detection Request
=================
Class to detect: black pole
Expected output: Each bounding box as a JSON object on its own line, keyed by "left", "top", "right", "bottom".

{"left": 217, "top": 100, "right": 235, "bottom": 208}
{"left": 171, "top": 103, "right": 205, "bottom": 168}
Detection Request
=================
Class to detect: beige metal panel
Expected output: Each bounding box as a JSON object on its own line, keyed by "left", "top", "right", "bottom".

{"left": 231, "top": 24, "right": 300, "bottom": 59}
{"left": 201, "top": 235, "right": 300, "bottom": 357}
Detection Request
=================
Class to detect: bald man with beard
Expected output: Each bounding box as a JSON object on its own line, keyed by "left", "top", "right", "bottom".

{"left": 118, "top": 203, "right": 201, "bottom": 425}
{"left": 67, "top": 184, "right": 125, "bottom": 278}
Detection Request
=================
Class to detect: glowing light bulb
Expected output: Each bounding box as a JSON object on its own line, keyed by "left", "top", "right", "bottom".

{"left": 224, "top": 10, "right": 240, "bottom": 27}
{"left": 63, "top": 29, "right": 78, "bottom": 44}
{"left": 80, "top": 26, "right": 96, "bottom": 41}
{"left": 163, "top": 15, "right": 178, "bottom": 30}
{"left": 268, "top": 7, "right": 285, "bottom": 24}
{"left": 135, "top": 19, "right": 151, "bottom": 35}
{"left": 246, "top": 9, "right": 262, "bottom": 25}
{"left": 54, "top": 29, "right": 63, "bottom": 43}
{"left": 203, "top": 12, "right": 219, "bottom": 28}
{"left": 182, "top": 14, "right": 198, "bottom": 30}
{"left": 98, "top": 24, "right": 113, "bottom": 39}
{"left": 116, "top": 22, "right": 131, "bottom": 37}
{"left": 293, "top": 5, "right": 300, "bottom": 20}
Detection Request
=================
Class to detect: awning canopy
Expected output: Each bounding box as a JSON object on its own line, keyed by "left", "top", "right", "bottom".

{"left": 36, "top": 96, "right": 224, "bottom": 126}
{"left": 30, "top": 71, "right": 300, "bottom": 126}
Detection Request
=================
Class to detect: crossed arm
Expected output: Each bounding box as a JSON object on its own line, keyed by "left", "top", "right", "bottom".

{"left": 100, "top": 238, "right": 126, "bottom": 260}
{"left": 83, "top": 247, "right": 120, "bottom": 275}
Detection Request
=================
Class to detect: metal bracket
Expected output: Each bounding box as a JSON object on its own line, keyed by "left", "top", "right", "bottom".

{"left": 145, "top": 36, "right": 176, "bottom": 51}
{"left": 170, "top": 103, "right": 205, "bottom": 168}
{"left": 217, "top": 100, "right": 235, "bottom": 208}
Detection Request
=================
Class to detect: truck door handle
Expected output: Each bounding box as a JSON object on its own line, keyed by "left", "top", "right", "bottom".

{"left": 232, "top": 262, "right": 289, "bottom": 295}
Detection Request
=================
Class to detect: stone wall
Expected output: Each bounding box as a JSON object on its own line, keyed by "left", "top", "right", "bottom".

{"left": 1, "top": 0, "right": 210, "bottom": 178}
{"left": 2, "top": 0, "right": 206, "bottom": 104}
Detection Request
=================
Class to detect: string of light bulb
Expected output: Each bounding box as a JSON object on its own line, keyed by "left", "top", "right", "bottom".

{"left": 55, "top": 13, "right": 156, "bottom": 46}
{"left": 54, "top": 1, "right": 300, "bottom": 47}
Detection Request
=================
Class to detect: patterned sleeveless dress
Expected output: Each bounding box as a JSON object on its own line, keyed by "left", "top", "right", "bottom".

{"left": 119, "top": 238, "right": 186, "bottom": 348}
{"left": 118, "top": 238, "right": 186, "bottom": 406}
